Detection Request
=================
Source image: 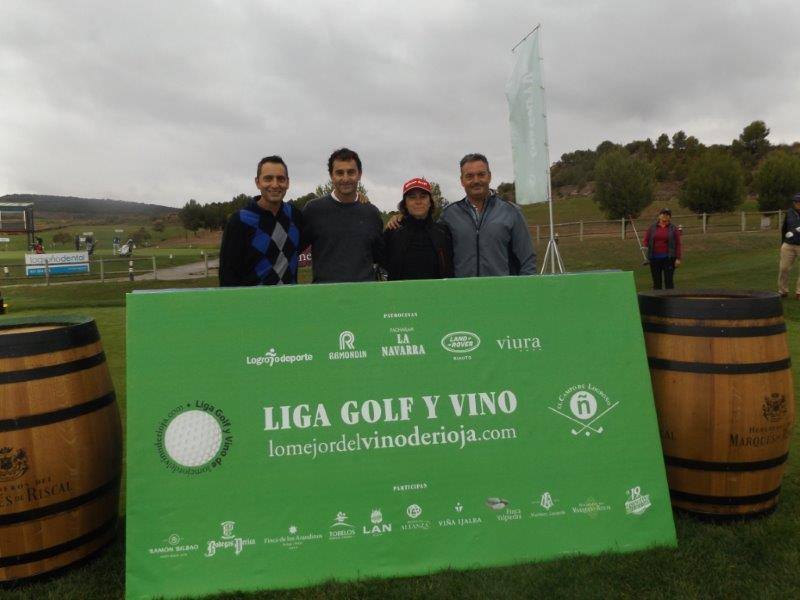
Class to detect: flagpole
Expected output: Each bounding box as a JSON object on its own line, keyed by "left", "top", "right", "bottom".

{"left": 511, "top": 24, "right": 564, "bottom": 274}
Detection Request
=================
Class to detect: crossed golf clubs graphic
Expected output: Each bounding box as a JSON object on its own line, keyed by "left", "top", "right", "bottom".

{"left": 548, "top": 401, "right": 619, "bottom": 436}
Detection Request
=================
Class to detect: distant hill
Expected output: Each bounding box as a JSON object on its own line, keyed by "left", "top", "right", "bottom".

{"left": 0, "top": 194, "right": 176, "bottom": 218}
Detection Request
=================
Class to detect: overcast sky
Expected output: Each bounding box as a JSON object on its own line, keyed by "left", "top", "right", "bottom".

{"left": 2, "top": 0, "right": 798, "bottom": 211}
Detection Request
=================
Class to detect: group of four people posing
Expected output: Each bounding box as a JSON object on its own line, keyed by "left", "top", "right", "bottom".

{"left": 218, "top": 148, "right": 537, "bottom": 286}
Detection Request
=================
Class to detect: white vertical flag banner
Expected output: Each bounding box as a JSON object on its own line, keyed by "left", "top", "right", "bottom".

{"left": 506, "top": 27, "right": 549, "bottom": 205}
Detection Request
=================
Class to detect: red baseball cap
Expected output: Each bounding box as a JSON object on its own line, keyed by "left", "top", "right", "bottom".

{"left": 402, "top": 178, "right": 432, "bottom": 196}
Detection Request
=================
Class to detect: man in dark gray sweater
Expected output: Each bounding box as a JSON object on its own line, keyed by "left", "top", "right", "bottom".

{"left": 302, "top": 148, "right": 385, "bottom": 283}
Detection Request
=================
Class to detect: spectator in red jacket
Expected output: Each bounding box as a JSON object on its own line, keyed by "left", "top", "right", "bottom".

{"left": 642, "top": 208, "right": 682, "bottom": 289}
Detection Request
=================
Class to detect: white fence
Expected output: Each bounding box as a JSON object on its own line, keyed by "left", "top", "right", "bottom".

{"left": 530, "top": 210, "right": 784, "bottom": 243}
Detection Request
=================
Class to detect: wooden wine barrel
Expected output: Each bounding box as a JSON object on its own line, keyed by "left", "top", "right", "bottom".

{"left": 639, "top": 290, "right": 795, "bottom": 518}
{"left": 0, "top": 316, "right": 122, "bottom": 581}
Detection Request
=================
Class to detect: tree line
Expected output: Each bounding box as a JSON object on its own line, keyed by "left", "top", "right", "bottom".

{"left": 555, "top": 120, "right": 800, "bottom": 219}
{"left": 178, "top": 180, "right": 447, "bottom": 234}
{"left": 178, "top": 120, "right": 800, "bottom": 232}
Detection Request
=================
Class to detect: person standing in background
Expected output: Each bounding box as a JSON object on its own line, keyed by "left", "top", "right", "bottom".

{"left": 778, "top": 193, "right": 800, "bottom": 298}
{"left": 643, "top": 208, "right": 682, "bottom": 290}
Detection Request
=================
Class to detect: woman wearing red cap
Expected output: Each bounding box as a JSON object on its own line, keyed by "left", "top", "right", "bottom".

{"left": 382, "top": 178, "right": 454, "bottom": 280}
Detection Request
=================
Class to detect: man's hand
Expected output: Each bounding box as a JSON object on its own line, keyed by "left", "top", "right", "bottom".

{"left": 675, "top": 259, "right": 682, "bottom": 267}
{"left": 385, "top": 213, "right": 404, "bottom": 231}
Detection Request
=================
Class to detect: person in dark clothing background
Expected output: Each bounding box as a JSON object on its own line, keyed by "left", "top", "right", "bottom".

{"left": 219, "top": 155, "right": 304, "bottom": 286}
{"left": 382, "top": 178, "right": 454, "bottom": 281}
{"left": 778, "top": 192, "right": 800, "bottom": 298}
{"left": 642, "top": 207, "right": 682, "bottom": 290}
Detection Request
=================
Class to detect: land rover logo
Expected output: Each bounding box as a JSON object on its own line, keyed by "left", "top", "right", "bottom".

{"left": 441, "top": 331, "right": 481, "bottom": 353}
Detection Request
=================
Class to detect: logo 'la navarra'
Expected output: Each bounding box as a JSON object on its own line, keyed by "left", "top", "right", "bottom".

{"left": 0, "top": 447, "right": 28, "bottom": 482}
{"left": 762, "top": 394, "right": 787, "bottom": 422}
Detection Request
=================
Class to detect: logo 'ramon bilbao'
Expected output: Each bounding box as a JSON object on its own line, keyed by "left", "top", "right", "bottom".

{"left": 549, "top": 384, "right": 618, "bottom": 437}
{"left": 441, "top": 331, "right": 481, "bottom": 354}
{"left": 147, "top": 533, "right": 199, "bottom": 558}
{"left": 329, "top": 331, "right": 367, "bottom": 360}
{"left": 0, "top": 447, "right": 28, "bottom": 482}
{"left": 156, "top": 402, "right": 233, "bottom": 475}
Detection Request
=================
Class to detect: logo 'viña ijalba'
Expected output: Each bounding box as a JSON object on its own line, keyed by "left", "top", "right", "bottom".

{"left": 245, "top": 346, "right": 313, "bottom": 367}
{"left": 329, "top": 331, "right": 367, "bottom": 360}
{"left": 549, "top": 384, "right": 619, "bottom": 437}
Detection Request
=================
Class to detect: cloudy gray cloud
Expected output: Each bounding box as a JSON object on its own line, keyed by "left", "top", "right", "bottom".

{"left": 1, "top": 0, "right": 798, "bottom": 211}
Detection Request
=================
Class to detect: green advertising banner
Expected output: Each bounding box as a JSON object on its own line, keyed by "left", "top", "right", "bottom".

{"left": 126, "top": 272, "right": 676, "bottom": 599}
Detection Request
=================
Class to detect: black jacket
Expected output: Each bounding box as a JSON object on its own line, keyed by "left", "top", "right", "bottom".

{"left": 382, "top": 218, "right": 454, "bottom": 280}
{"left": 781, "top": 208, "right": 800, "bottom": 246}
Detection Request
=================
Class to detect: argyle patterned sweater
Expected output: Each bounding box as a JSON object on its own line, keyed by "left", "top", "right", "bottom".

{"left": 219, "top": 198, "right": 304, "bottom": 286}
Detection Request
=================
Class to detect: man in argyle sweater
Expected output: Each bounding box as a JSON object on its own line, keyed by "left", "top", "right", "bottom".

{"left": 219, "top": 155, "right": 304, "bottom": 286}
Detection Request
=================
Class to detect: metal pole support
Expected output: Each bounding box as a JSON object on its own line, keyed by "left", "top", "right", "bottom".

{"left": 702, "top": 213, "right": 707, "bottom": 234}
{"left": 579, "top": 221, "right": 584, "bottom": 242}
{"left": 204, "top": 252, "right": 209, "bottom": 277}
{"left": 129, "top": 260, "right": 134, "bottom": 281}
{"left": 621, "top": 218, "right": 625, "bottom": 240}
{"left": 741, "top": 211, "right": 746, "bottom": 232}
{"left": 152, "top": 256, "right": 158, "bottom": 280}
{"left": 45, "top": 259, "right": 50, "bottom": 286}
{"left": 100, "top": 259, "right": 105, "bottom": 282}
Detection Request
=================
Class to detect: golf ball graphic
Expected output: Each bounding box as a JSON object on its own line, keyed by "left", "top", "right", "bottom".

{"left": 164, "top": 410, "right": 222, "bottom": 467}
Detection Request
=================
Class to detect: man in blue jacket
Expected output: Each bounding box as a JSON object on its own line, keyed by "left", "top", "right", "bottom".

{"left": 440, "top": 153, "right": 536, "bottom": 277}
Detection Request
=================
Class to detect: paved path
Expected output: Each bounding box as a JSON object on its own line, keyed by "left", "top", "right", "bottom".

{"left": 138, "top": 258, "right": 218, "bottom": 281}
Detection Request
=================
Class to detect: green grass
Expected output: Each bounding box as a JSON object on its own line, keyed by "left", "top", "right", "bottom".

{"left": 2, "top": 230, "right": 799, "bottom": 599}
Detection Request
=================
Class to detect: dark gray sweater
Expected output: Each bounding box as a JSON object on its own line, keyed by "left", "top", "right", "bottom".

{"left": 302, "top": 195, "right": 385, "bottom": 283}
